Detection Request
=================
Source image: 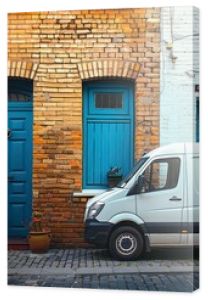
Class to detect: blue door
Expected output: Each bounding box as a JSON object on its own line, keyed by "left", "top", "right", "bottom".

{"left": 83, "top": 81, "right": 134, "bottom": 189}
{"left": 8, "top": 79, "right": 33, "bottom": 238}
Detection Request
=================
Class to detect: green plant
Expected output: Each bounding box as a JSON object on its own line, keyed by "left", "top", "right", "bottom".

{"left": 30, "top": 210, "right": 49, "bottom": 232}
{"left": 107, "top": 167, "right": 122, "bottom": 177}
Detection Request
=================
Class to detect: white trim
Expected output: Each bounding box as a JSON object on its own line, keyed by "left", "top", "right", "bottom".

{"left": 73, "top": 189, "right": 107, "bottom": 197}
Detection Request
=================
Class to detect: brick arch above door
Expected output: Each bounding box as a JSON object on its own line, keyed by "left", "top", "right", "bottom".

{"left": 77, "top": 60, "right": 142, "bottom": 80}
{"left": 8, "top": 60, "right": 39, "bottom": 80}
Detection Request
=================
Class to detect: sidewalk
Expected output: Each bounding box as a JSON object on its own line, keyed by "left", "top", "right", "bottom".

{"left": 9, "top": 248, "right": 198, "bottom": 275}
{"left": 8, "top": 248, "right": 199, "bottom": 291}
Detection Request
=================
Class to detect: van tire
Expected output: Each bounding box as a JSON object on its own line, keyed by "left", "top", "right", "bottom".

{"left": 109, "top": 226, "right": 144, "bottom": 260}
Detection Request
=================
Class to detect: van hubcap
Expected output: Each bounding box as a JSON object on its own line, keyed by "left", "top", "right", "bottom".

{"left": 115, "top": 233, "right": 137, "bottom": 255}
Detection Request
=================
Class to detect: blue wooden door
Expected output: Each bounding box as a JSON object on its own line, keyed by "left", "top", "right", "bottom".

{"left": 8, "top": 106, "right": 33, "bottom": 237}
{"left": 83, "top": 81, "right": 134, "bottom": 189}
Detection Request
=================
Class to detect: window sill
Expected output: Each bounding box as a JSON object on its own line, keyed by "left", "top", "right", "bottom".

{"left": 73, "top": 189, "right": 107, "bottom": 197}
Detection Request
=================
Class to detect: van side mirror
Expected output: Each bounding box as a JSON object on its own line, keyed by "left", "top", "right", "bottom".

{"left": 127, "top": 175, "right": 145, "bottom": 196}
{"left": 137, "top": 175, "right": 145, "bottom": 193}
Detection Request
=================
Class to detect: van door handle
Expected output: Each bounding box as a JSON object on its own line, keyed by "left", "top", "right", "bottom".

{"left": 169, "top": 196, "right": 182, "bottom": 201}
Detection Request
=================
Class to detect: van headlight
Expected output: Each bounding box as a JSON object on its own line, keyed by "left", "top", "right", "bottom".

{"left": 87, "top": 202, "right": 105, "bottom": 219}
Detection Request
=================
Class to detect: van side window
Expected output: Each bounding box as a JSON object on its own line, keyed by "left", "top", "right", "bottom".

{"left": 141, "top": 158, "right": 180, "bottom": 193}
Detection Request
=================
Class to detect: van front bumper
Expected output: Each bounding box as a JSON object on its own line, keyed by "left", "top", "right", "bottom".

{"left": 84, "top": 219, "right": 113, "bottom": 248}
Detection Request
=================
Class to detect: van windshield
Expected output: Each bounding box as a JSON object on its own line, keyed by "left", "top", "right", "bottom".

{"left": 117, "top": 157, "right": 149, "bottom": 188}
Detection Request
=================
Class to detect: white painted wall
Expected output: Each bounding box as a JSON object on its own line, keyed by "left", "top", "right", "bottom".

{"left": 160, "top": 7, "right": 199, "bottom": 145}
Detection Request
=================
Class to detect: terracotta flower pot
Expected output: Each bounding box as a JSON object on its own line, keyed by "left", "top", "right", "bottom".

{"left": 28, "top": 231, "right": 51, "bottom": 253}
{"left": 108, "top": 175, "right": 123, "bottom": 188}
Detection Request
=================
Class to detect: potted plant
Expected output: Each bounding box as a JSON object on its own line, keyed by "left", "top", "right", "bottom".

{"left": 28, "top": 210, "right": 51, "bottom": 253}
{"left": 107, "top": 167, "right": 123, "bottom": 188}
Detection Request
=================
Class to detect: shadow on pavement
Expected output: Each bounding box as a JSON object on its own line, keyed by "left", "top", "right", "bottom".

{"left": 92, "top": 247, "right": 199, "bottom": 261}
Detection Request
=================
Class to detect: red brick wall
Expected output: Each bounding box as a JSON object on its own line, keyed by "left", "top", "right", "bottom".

{"left": 8, "top": 8, "right": 160, "bottom": 247}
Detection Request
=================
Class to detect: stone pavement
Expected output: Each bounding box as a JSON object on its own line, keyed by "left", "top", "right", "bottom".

{"left": 8, "top": 248, "right": 199, "bottom": 292}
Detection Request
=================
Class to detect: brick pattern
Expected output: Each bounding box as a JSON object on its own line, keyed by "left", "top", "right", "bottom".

{"left": 77, "top": 60, "right": 141, "bottom": 80}
{"left": 8, "top": 8, "right": 160, "bottom": 247}
{"left": 8, "top": 60, "right": 39, "bottom": 79}
{"left": 160, "top": 7, "right": 199, "bottom": 144}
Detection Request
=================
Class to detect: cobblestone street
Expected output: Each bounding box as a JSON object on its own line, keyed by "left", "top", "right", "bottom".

{"left": 8, "top": 248, "right": 199, "bottom": 292}
{"left": 8, "top": 272, "right": 199, "bottom": 292}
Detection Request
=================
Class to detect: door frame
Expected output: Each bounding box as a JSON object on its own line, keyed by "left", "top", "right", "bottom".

{"left": 82, "top": 79, "right": 135, "bottom": 190}
{"left": 8, "top": 101, "right": 33, "bottom": 238}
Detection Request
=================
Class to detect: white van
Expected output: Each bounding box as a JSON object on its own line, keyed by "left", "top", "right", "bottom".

{"left": 84, "top": 143, "right": 199, "bottom": 260}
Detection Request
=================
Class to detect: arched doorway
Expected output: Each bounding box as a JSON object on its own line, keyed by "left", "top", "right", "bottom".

{"left": 8, "top": 77, "right": 33, "bottom": 238}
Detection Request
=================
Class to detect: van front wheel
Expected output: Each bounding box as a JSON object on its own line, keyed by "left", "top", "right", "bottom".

{"left": 109, "top": 226, "right": 144, "bottom": 260}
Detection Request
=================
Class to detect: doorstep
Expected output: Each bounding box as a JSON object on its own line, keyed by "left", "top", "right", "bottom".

{"left": 8, "top": 238, "right": 29, "bottom": 250}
